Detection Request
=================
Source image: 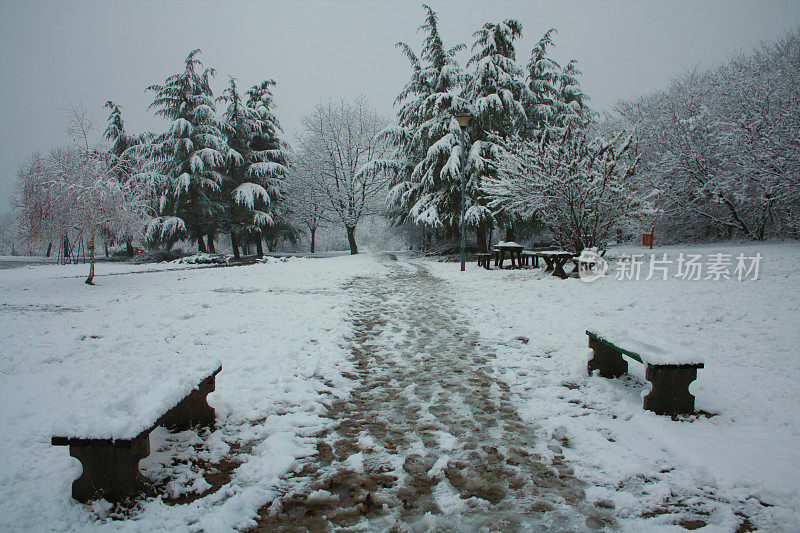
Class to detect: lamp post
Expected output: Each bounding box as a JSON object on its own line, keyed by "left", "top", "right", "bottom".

{"left": 454, "top": 112, "right": 471, "bottom": 272}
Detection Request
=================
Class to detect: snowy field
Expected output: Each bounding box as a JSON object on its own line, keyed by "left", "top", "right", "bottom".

{"left": 426, "top": 241, "right": 800, "bottom": 531}
{"left": 0, "top": 242, "right": 798, "bottom": 531}
{"left": 0, "top": 255, "right": 385, "bottom": 530}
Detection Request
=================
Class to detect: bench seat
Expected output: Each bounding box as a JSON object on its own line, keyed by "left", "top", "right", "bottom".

{"left": 586, "top": 328, "right": 703, "bottom": 415}
{"left": 52, "top": 362, "right": 222, "bottom": 503}
{"left": 476, "top": 252, "right": 492, "bottom": 269}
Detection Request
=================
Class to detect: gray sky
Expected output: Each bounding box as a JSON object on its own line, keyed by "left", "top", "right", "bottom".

{"left": 1, "top": 0, "right": 798, "bottom": 214}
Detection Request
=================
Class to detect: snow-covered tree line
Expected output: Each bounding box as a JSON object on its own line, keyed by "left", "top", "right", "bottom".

{"left": 610, "top": 30, "right": 800, "bottom": 242}
{"left": 134, "top": 50, "right": 289, "bottom": 256}
{"left": 12, "top": 48, "right": 393, "bottom": 261}
{"left": 373, "top": 5, "right": 599, "bottom": 252}
{"left": 12, "top": 50, "right": 294, "bottom": 265}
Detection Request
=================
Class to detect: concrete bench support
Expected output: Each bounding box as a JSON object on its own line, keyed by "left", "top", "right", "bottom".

{"left": 644, "top": 365, "right": 699, "bottom": 416}
{"left": 157, "top": 369, "right": 219, "bottom": 430}
{"left": 60, "top": 433, "right": 152, "bottom": 503}
{"left": 588, "top": 336, "right": 629, "bottom": 378}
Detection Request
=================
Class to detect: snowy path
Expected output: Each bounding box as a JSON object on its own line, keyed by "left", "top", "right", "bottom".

{"left": 257, "top": 255, "right": 612, "bottom": 531}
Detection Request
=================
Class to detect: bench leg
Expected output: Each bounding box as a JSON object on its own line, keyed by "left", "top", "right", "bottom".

{"left": 587, "top": 337, "right": 628, "bottom": 378}
{"left": 69, "top": 433, "right": 152, "bottom": 503}
{"left": 643, "top": 366, "right": 698, "bottom": 416}
{"left": 158, "top": 372, "right": 217, "bottom": 431}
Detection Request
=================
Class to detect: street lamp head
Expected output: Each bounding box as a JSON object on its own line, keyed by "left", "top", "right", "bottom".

{"left": 454, "top": 113, "right": 471, "bottom": 128}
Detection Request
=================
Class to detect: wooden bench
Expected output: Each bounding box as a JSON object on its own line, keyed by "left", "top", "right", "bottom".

{"left": 586, "top": 329, "right": 703, "bottom": 416}
{"left": 476, "top": 252, "right": 492, "bottom": 269}
{"left": 520, "top": 250, "right": 539, "bottom": 268}
{"left": 51, "top": 364, "right": 222, "bottom": 503}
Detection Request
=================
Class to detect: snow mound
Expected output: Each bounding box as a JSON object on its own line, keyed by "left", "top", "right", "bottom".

{"left": 171, "top": 253, "right": 231, "bottom": 265}
{"left": 51, "top": 359, "right": 223, "bottom": 440}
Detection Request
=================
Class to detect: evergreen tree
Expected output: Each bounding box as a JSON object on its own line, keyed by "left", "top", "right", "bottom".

{"left": 103, "top": 101, "right": 130, "bottom": 158}
{"left": 217, "top": 77, "right": 288, "bottom": 258}
{"left": 524, "top": 29, "right": 561, "bottom": 134}
{"left": 244, "top": 79, "right": 288, "bottom": 254}
{"left": 373, "top": 5, "right": 470, "bottom": 235}
{"left": 464, "top": 19, "right": 532, "bottom": 249}
{"left": 103, "top": 101, "right": 139, "bottom": 255}
{"left": 524, "top": 30, "right": 590, "bottom": 139}
{"left": 143, "top": 49, "right": 229, "bottom": 251}
{"left": 553, "top": 59, "right": 590, "bottom": 127}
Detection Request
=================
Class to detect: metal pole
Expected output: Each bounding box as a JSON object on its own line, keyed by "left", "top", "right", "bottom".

{"left": 459, "top": 128, "right": 467, "bottom": 272}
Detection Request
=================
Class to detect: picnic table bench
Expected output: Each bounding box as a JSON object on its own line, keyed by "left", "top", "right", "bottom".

{"left": 536, "top": 251, "right": 574, "bottom": 279}
{"left": 520, "top": 250, "right": 540, "bottom": 268}
{"left": 476, "top": 252, "right": 492, "bottom": 269}
{"left": 587, "top": 329, "right": 703, "bottom": 415}
{"left": 51, "top": 362, "right": 222, "bottom": 503}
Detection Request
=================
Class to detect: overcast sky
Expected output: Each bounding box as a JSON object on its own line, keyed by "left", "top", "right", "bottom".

{"left": 1, "top": 0, "right": 798, "bottom": 214}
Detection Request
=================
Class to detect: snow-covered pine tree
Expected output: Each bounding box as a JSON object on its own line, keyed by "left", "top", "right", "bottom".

{"left": 143, "top": 49, "right": 229, "bottom": 252}
{"left": 524, "top": 28, "right": 561, "bottom": 135}
{"left": 552, "top": 59, "right": 590, "bottom": 129}
{"left": 217, "top": 77, "right": 288, "bottom": 258}
{"left": 103, "top": 101, "right": 143, "bottom": 255}
{"left": 368, "top": 4, "right": 470, "bottom": 240}
{"left": 464, "top": 18, "right": 532, "bottom": 248}
{"left": 244, "top": 79, "right": 288, "bottom": 255}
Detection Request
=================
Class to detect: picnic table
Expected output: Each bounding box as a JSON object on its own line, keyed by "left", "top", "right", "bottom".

{"left": 493, "top": 242, "right": 525, "bottom": 269}
{"left": 534, "top": 251, "right": 574, "bottom": 278}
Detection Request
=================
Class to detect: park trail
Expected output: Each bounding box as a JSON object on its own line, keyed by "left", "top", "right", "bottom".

{"left": 254, "top": 255, "right": 614, "bottom": 531}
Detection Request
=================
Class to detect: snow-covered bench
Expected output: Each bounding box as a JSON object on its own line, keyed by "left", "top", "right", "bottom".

{"left": 476, "top": 252, "right": 492, "bottom": 269}
{"left": 586, "top": 328, "right": 704, "bottom": 415}
{"left": 51, "top": 362, "right": 222, "bottom": 503}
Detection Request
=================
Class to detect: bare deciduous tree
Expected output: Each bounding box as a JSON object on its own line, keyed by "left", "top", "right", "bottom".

{"left": 15, "top": 102, "right": 151, "bottom": 283}
{"left": 613, "top": 31, "right": 800, "bottom": 241}
{"left": 294, "top": 98, "right": 390, "bottom": 254}
{"left": 484, "top": 128, "right": 642, "bottom": 253}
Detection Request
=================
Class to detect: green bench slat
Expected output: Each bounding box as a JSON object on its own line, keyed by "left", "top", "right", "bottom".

{"left": 587, "top": 330, "right": 645, "bottom": 364}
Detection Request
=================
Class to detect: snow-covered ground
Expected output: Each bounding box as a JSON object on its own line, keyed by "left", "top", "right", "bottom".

{"left": 425, "top": 241, "right": 800, "bottom": 531}
{"left": 0, "top": 255, "right": 385, "bottom": 531}
{"left": 1, "top": 242, "right": 798, "bottom": 531}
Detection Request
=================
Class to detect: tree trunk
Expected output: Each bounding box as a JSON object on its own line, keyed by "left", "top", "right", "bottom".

{"left": 310, "top": 228, "right": 316, "bottom": 253}
{"left": 46, "top": 242, "right": 52, "bottom": 257}
{"left": 268, "top": 240, "right": 277, "bottom": 252}
{"left": 126, "top": 239, "right": 134, "bottom": 257}
{"left": 85, "top": 235, "right": 95, "bottom": 285}
{"left": 207, "top": 232, "right": 216, "bottom": 253}
{"left": 104, "top": 242, "right": 109, "bottom": 257}
{"left": 197, "top": 231, "right": 207, "bottom": 253}
{"left": 346, "top": 225, "right": 358, "bottom": 255}
{"left": 231, "top": 233, "right": 240, "bottom": 260}
{"left": 476, "top": 225, "right": 488, "bottom": 253}
{"left": 505, "top": 226, "right": 515, "bottom": 242}
{"left": 256, "top": 237, "right": 264, "bottom": 258}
